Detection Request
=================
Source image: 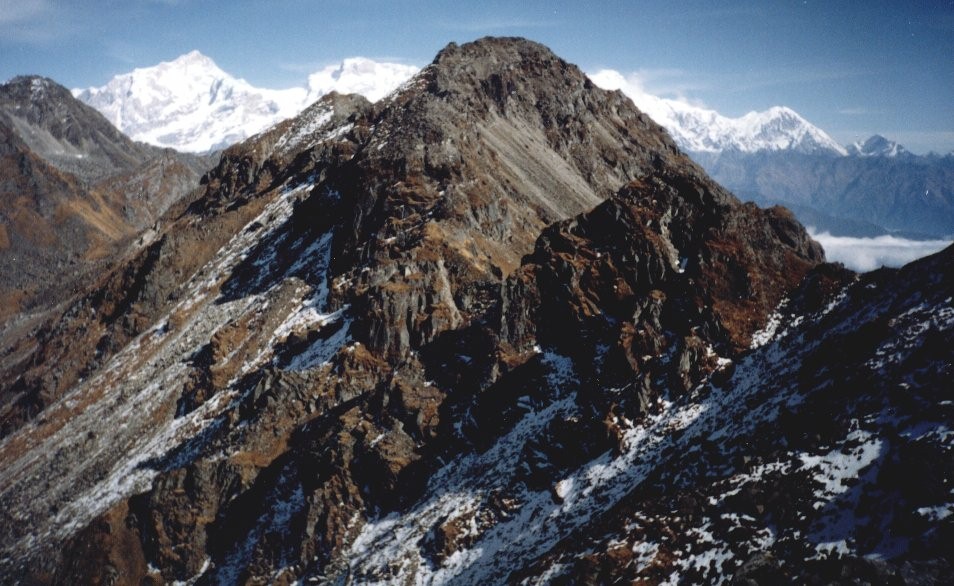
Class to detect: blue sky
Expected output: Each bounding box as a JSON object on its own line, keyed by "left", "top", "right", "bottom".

{"left": 2, "top": 0, "right": 952, "bottom": 153}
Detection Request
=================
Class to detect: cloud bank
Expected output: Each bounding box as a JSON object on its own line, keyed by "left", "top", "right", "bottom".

{"left": 809, "top": 230, "right": 952, "bottom": 272}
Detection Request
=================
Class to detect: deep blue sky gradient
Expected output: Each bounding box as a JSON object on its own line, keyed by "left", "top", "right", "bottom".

{"left": 1, "top": 0, "right": 952, "bottom": 153}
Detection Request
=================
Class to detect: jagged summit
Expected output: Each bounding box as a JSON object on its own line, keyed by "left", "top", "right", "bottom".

{"left": 431, "top": 35, "right": 559, "bottom": 67}
{"left": 4, "top": 75, "right": 68, "bottom": 99}
{"left": 320, "top": 36, "right": 695, "bottom": 301}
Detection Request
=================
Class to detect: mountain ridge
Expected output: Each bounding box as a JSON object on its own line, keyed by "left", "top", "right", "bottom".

{"left": 1, "top": 37, "right": 950, "bottom": 585}
{"left": 0, "top": 37, "right": 832, "bottom": 583}
{"left": 75, "top": 49, "right": 876, "bottom": 161}
{"left": 587, "top": 69, "right": 848, "bottom": 156}
{"left": 847, "top": 134, "right": 913, "bottom": 158}
{"left": 692, "top": 148, "right": 954, "bottom": 238}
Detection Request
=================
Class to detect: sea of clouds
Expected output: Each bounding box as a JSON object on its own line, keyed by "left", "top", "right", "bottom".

{"left": 809, "top": 230, "right": 952, "bottom": 272}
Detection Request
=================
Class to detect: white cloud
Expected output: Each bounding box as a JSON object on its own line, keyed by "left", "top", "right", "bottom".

{"left": 809, "top": 229, "right": 952, "bottom": 272}
{"left": 588, "top": 68, "right": 706, "bottom": 107}
{"left": 587, "top": 68, "right": 698, "bottom": 127}
{"left": 306, "top": 58, "right": 420, "bottom": 104}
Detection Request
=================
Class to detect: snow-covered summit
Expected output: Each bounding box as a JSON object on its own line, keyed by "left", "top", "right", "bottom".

{"left": 306, "top": 58, "right": 419, "bottom": 104}
{"left": 589, "top": 69, "right": 847, "bottom": 156}
{"left": 74, "top": 52, "right": 418, "bottom": 153}
{"left": 846, "top": 134, "right": 911, "bottom": 158}
{"left": 73, "top": 51, "right": 306, "bottom": 153}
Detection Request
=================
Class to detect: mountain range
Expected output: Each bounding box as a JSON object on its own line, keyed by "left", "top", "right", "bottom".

{"left": 691, "top": 148, "right": 954, "bottom": 238}
{"left": 72, "top": 51, "right": 954, "bottom": 239}
{"left": 73, "top": 50, "right": 938, "bottom": 163}
{"left": 1, "top": 37, "right": 951, "bottom": 585}
{"left": 68, "top": 49, "right": 854, "bottom": 159}
{"left": 585, "top": 72, "right": 954, "bottom": 238}
{"left": 588, "top": 69, "right": 849, "bottom": 156}
{"left": 72, "top": 51, "right": 417, "bottom": 153}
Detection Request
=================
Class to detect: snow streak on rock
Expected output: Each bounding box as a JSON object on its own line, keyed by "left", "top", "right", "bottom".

{"left": 0, "top": 178, "right": 348, "bottom": 565}
{"left": 344, "top": 260, "right": 953, "bottom": 584}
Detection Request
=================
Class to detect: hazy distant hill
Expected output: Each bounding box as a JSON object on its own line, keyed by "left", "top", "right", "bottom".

{"left": 691, "top": 147, "right": 954, "bottom": 237}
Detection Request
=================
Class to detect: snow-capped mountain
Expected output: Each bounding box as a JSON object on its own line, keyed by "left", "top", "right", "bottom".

{"left": 73, "top": 51, "right": 417, "bottom": 153}
{"left": 847, "top": 134, "right": 912, "bottom": 158}
{"left": 77, "top": 51, "right": 851, "bottom": 158}
{"left": 587, "top": 72, "right": 951, "bottom": 237}
{"left": 589, "top": 69, "right": 848, "bottom": 156}
{"left": 306, "top": 57, "right": 419, "bottom": 103}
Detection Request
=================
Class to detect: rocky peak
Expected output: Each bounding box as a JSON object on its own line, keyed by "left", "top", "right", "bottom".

{"left": 0, "top": 75, "right": 158, "bottom": 183}
{"left": 320, "top": 37, "right": 696, "bottom": 361}
{"left": 3, "top": 75, "right": 73, "bottom": 103}
{"left": 429, "top": 36, "right": 583, "bottom": 100}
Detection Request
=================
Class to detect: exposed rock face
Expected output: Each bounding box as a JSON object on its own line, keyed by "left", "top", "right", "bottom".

{"left": 514, "top": 248, "right": 953, "bottom": 585}
{"left": 0, "top": 38, "right": 949, "bottom": 586}
{"left": 323, "top": 37, "right": 689, "bottom": 360}
{"left": 0, "top": 76, "right": 212, "bottom": 321}
{"left": 0, "top": 76, "right": 158, "bottom": 183}
{"left": 0, "top": 120, "right": 100, "bottom": 317}
{"left": 502, "top": 170, "right": 822, "bottom": 418}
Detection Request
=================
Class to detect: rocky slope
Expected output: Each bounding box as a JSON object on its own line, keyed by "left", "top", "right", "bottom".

{"left": 0, "top": 76, "right": 159, "bottom": 183}
{"left": 0, "top": 76, "right": 212, "bottom": 320}
{"left": 0, "top": 37, "right": 949, "bottom": 585}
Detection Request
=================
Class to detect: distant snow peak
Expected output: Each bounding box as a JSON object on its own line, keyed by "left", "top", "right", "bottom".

{"left": 307, "top": 58, "right": 419, "bottom": 104}
{"left": 73, "top": 50, "right": 303, "bottom": 153}
{"left": 847, "top": 134, "right": 910, "bottom": 158}
{"left": 589, "top": 68, "right": 847, "bottom": 156}
{"left": 75, "top": 51, "right": 418, "bottom": 153}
